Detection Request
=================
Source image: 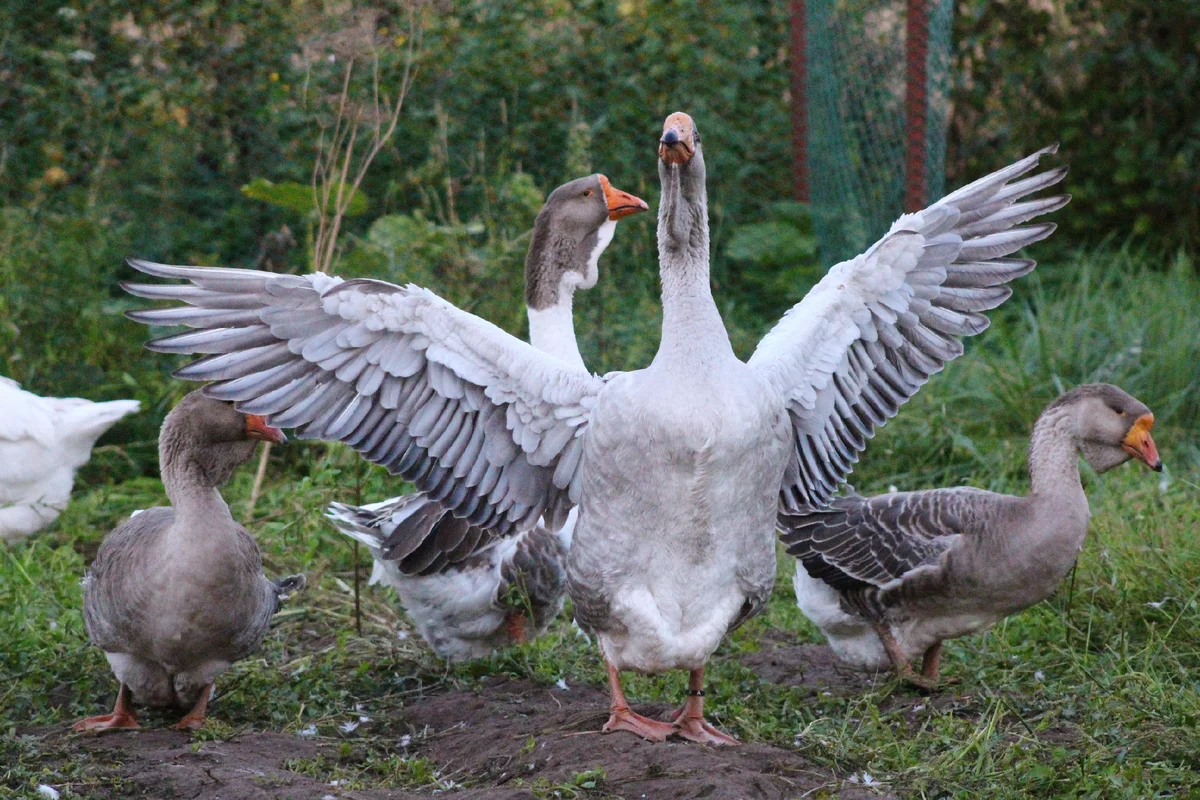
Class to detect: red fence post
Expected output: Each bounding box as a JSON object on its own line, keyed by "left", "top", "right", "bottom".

{"left": 904, "top": 0, "right": 928, "bottom": 212}
{"left": 791, "top": 0, "right": 809, "bottom": 203}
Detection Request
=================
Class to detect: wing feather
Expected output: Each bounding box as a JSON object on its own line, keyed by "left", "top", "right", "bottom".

{"left": 125, "top": 261, "right": 604, "bottom": 546}
{"left": 751, "top": 146, "right": 1068, "bottom": 508}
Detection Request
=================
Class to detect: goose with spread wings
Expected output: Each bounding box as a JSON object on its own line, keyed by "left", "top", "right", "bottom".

{"left": 325, "top": 174, "right": 647, "bottom": 660}
{"left": 124, "top": 112, "right": 1066, "bottom": 744}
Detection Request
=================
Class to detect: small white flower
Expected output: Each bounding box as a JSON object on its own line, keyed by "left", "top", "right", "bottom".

{"left": 329, "top": 779, "right": 341, "bottom": 786}
{"left": 554, "top": 678, "right": 569, "bottom": 690}
{"left": 1034, "top": 670, "right": 1045, "bottom": 681}
{"left": 297, "top": 724, "right": 318, "bottom": 737}
{"left": 68, "top": 49, "right": 95, "bottom": 62}
{"left": 398, "top": 734, "right": 412, "bottom": 748}
{"left": 339, "top": 720, "right": 359, "bottom": 734}
{"left": 887, "top": 485, "right": 898, "bottom": 494}
{"left": 48, "top": 620, "right": 58, "bottom": 631}
{"left": 37, "top": 786, "right": 61, "bottom": 800}
{"left": 396, "top": 630, "right": 409, "bottom": 640}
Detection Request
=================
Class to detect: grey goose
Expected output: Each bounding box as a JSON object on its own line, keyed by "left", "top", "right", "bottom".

{"left": 76, "top": 391, "right": 298, "bottom": 732}
{"left": 780, "top": 383, "right": 1161, "bottom": 688}
{"left": 122, "top": 112, "right": 1066, "bottom": 744}
{"left": 326, "top": 174, "right": 647, "bottom": 660}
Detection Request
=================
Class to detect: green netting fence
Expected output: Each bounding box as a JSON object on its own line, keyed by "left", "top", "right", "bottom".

{"left": 800, "top": 0, "right": 954, "bottom": 264}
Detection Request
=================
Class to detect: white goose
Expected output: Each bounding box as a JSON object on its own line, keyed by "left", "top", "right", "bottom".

{"left": 325, "top": 174, "right": 647, "bottom": 660}
{"left": 0, "top": 377, "right": 140, "bottom": 541}
{"left": 123, "top": 112, "right": 1066, "bottom": 744}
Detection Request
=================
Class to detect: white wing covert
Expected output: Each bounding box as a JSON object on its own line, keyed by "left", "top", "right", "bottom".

{"left": 123, "top": 262, "right": 603, "bottom": 537}
{"left": 750, "top": 146, "right": 1068, "bottom": 509}
{"left": 0, "top": 379, "right": 56, "bottom": 447}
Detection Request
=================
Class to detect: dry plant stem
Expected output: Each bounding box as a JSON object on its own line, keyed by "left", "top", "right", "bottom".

{"left": 245, "top": 442, "right": 271, "bottom": 522}
{"left": 311, "top": 5, "right": 424, "bottom": 274}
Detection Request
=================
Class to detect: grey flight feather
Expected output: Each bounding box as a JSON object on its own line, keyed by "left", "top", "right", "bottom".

{"left": 778, "top": 487, "right": 995, "bottom": 593}
{"left": 123, "top": 262, "right": 603, "bottom": 551}
{"left": 751, "top": 146, "right": 1068, "bottom": 510}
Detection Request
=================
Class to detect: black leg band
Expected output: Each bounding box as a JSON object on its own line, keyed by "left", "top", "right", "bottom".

{"left": 685, "top": 689, "right": 705, "bottom": 697}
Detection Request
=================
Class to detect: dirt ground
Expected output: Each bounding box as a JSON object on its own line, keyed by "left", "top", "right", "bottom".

{"left": 28, "top": 644, "right": 897, "bottom": 799}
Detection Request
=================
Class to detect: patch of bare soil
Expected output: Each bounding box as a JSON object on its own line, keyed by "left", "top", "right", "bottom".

{"left": 740, "top": 641, "right": 883, "bottom": 698}
{"left": 38, "top": 727, "right": 520, "bottom": 799}
{"left": 400, "top": 678, "right": 888, "bottom": 800}
{"left": 33, "top": 675, "right": 893, "bottom": 799}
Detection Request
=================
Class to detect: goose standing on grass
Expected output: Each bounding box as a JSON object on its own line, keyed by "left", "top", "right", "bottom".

{"left": 121, "top": 112, "right": 1066, "bottom": 744}
{"left": 0, "top": 378, "right": 140, "bottom": 542}
{"left": 326, "top": 175, "right": 648, "bottom": 660}
{"left": 779, "top": 384, "right": 1162, "bottom": 689}
{"left": 76, "top": 391, "right": 300, "bottom": 732}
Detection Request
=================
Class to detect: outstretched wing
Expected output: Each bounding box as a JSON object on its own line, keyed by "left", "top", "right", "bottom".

{"left": 777, "top": 487, "right": 993, "bottom": 591}
{"left": 124, "top": 262, "right": 603, "bottom": 538}
{"left": 750, "top": 146, "right": 1068, "bottom": 509}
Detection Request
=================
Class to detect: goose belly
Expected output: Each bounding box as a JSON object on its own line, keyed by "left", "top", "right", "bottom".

{"left": 140, "top": 558, "right": 268, "bottom": 669}
{"left": 793, "top": 565, "right": 1005, "bottom": 669}
{"left": 570, "top": 372, "right": 789, "bottom": 674}
{"left": 792, "top": 568, "right": 888, "bottom": 669}
{"left": 385, "top": 547, "right": 511, "bottom": 661}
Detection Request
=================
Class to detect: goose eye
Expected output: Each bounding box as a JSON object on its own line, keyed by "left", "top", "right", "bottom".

{"left": 582, "top": 189, "right": 593, "bottom": 198}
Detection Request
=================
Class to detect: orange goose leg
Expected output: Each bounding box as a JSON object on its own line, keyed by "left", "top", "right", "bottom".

{"left": 503, "top": 610, "right": 528, "bottom": 644}
{"left": 671, "top": 667, "right": 740, "bottom": 746}
{"left": 601, "top": 661, "right": 675, "bottom": 742}
{"left": 921, "top": 641, "right": 944, "bottom": 681}
{"left": 871, "top": 622, "right": 938, "bottom": 691}
{"left": 174, "top": 683, "right": 214, "bottom": 731}
{"left": 74, "top": 683, "right": 140, "bottom": 733}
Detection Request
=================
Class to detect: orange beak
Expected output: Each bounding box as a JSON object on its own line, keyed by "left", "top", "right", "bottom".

{"left": 598, "top": 175, "right": 649, "bottom": 221}
{"left": 1122, "top": 413, "right": 1161, "bottom": 471}
{"left": 245, "top": 414, "right": 287, "bottom": 444}
{"left": 659, "top": 111, "right": 695, "bottom": 165}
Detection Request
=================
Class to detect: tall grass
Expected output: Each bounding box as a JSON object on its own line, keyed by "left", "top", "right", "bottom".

{"left": 857, "top": 245, "right": 1200, "bottom": 495}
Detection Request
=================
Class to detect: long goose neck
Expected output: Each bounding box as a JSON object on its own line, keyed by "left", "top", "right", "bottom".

{"left": 159, "top": 433, "right": 234, "bottom": 530}
{"left": 653, "top": 164, "right": 733, "bottom": 367}
{"left": 527, "top": 294, "right": 585, "bottom": 370}
{"left": 1027, "top": 405, "right": 1084, "bottom": 502}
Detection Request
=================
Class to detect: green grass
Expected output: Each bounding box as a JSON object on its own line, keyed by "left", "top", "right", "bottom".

{"left": 2, "top": 245, "right": 1199, "bottom": 798}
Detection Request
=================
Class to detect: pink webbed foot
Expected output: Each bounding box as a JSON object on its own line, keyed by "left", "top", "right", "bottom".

{"left": 73, "top": 684, "right": 139, "bottom": 733}
{"left": 73, "top": 712, "right": 140, "bottom": 733}
{"left": 602, "top": 706, "right": 677, "bottom": 742}
{"left": 673, "top": 713, "right": 741, "bottom": 746}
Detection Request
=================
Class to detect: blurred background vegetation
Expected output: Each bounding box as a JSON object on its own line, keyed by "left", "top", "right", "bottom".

{"left": 0, "top": 0, "right": 1196, "bottom": 489}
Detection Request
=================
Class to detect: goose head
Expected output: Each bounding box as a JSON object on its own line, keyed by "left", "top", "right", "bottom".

{"left": 159, "top": 390, "right": 286, "bottom": 490}
{"left": 1053, "top": 383, "right": 1162, "bottom": 473}
{"left": 524, "top": 174, "right": 647, "bottom": 311}
{"left": 657, "top": 112, "right": 707, "bottom": 252}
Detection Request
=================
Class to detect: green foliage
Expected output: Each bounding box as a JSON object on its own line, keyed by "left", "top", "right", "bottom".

{"left": 951, "top": 0, "right": 1200, "bottom": 252}
{"left": 241, "top": 178, "right": 369, "bottom": 218}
